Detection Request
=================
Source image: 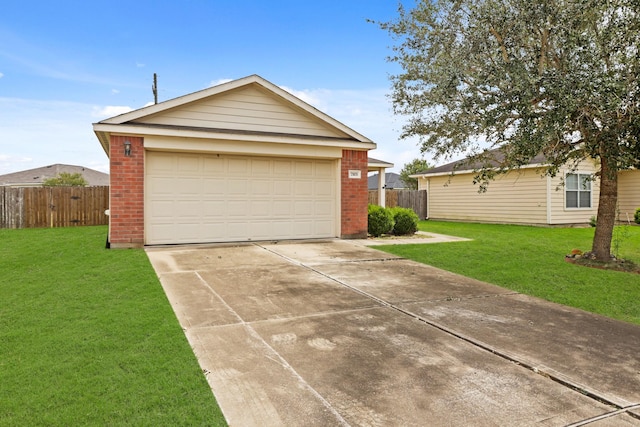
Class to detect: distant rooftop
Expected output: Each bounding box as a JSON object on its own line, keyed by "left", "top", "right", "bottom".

{"left": 0, "top": 164, "right": 109, "bottom": 187}
{"left": 368, "top": 172, "right": 408, "bottom": 190}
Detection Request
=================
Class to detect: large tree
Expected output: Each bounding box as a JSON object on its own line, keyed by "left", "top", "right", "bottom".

{"left": 378, "top": 0, "right": 639, "bottom": 260}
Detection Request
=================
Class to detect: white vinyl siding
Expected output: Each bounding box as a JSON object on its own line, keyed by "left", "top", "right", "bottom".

{"left": 145, "top": 152, "right": 338, "bottom": 245}
{"left": 565, "top": 173, "right": 592, "bottom": 209}
{"left": 134, "top": 85, "right": 348, "bottom": 139}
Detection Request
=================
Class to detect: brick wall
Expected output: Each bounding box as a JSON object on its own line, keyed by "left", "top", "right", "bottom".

{"left": 108, "top": 135, "right": 144, "bottom": 248}
{"left": 340, "top": 149, "right": 368, "bottom": 239}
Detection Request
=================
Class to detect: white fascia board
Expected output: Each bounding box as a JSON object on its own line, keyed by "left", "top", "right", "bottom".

{"left": 368, "top": 160, "right": 394, "bottom": 168}
{"left": 93, "top": 123, "right": 376, "bottom": 151}
{"left": 409, "top": 163, "right": 548, "bottom": 179}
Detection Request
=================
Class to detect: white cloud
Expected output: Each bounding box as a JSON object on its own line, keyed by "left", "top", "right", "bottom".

{"left": 0, "top": 72, "right": 4, "bottom": 78}
{"left": 279, "top": 86, "right": 323, "bottom": 108}
{"left": 210, "top": 78, "right": 233, "bottom": 87}
{"left": 136, "top": 62, "right": 145, "bottom": 68}
{"left": 111, "top": 89, "right": 120, "bottom": 94}
{"left": 91, "top": 105, "right": 133, "bottom": 118}
{"left": 0, "top": 97, "right": 109, "bottom": 175}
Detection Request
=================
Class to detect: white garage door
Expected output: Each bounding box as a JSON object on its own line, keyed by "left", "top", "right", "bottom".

{"left": 145, "top": 152, "right": 338, "bottom": 244}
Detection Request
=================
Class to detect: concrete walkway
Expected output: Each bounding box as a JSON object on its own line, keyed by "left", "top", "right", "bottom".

{"left": 146, "top": 240, "right": 640, "bottom": 427}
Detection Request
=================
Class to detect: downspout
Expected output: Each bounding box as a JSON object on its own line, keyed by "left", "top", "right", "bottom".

{"left": 426, "top": 177, "right": 430, "bottom": 220}
{"left": 546, "top": 175, "right": 552, "bottom": 224}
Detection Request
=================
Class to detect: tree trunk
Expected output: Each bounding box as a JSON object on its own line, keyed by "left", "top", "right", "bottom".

{"left": 592, "top": 158, "right": 618, "bottom": 261}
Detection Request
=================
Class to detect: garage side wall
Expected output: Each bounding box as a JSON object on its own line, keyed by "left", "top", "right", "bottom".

{"left": 109, "top": 135, "right": 145, "bottom": 248}
{"left": 341, "top": 150, "right": 368, "bottom": 238}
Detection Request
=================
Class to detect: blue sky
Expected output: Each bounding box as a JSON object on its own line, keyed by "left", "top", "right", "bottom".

{"left": 0, "top": 0, "right": 423, "bottom": 175}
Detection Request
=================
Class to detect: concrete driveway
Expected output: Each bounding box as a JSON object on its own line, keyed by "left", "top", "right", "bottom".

{"left": 146, "top": 240, "right": 640, "bottom": 426}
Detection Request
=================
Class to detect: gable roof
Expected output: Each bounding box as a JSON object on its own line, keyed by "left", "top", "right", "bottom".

{"left": 413, "top": 148, "right": 548, "bottom": 177}
{"left": 0, "top": 164, "right": 109, "bottom": 187}
{"left": 93, "top": 74, "right": 375, "bottom": 155}
{"left": 367, "top": 172, "right": 407, "bottom": 190}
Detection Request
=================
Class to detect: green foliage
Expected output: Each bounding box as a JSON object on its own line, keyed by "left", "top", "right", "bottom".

{"left": 0, "top": 226, "right": 226, "bottom": 426}
{"left": 389, "top": 207, "right": 419, "bottom": 235}
{"left": 376, "top": 221, "right": 640, "bottom": 325}
{"left": 589, "top": 216, "right": 597, "bottom": 228}
{"left": 368, "top": 204, "right": 394, "bottom": 237}
{"left": 399, "top": 158, "right": 431, "bottom": 190}
{"left": 635, "top": 208, "right": 640, "bottom": 225}
{"left": 377, "top": 0, "right": 640, "bottom": 259}
{"left": 42, "top": 172, "right": 88, "bottom": 186}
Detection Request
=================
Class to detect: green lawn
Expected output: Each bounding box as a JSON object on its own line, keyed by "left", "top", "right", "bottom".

{"left": 0, "top": 226, "right": 226, "bottom": 426}
{"left": 376, "top": 221, "right": 640, "bottom": 325}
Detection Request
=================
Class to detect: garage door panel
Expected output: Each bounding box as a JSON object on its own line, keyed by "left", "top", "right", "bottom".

{"left": 176, "top": 178, "right": 201, "bottom": 195}
{"left": 294, "top": 161, "right": 313, "bottom": 176}
{"left": 228, "top": 200, "right": 249, "bottom": 216}
{"left": 203, "top": 200, "right": 226, "bottom": 216}
{"left": 228, "top": 179, "right": 249, "bottom": 194}
{"left": 315, "top": 181, "right": 334, "bottom": 196}
{"left": 315, "top": 200, "right": 333, "bottom": 215}
{"left": 294, "top": 201, "right": 313, "bottom": 215}
{"left": 272, "top": 201, "right": 292, "bottom": 216}
{"left": 251, "top": 180, "right": 272, "bottom": 195}
{"left": 203, "top": 156, "right": 225, "bottom": 172}
{"left": 273, "top": 160, "right": 292, "bottom": 175}
{"left": 176, "top": 201, "right": 201, "bottom": 217}
{"left": 315, "top": 162, "right": 334, "bottom": 177}
{"left": 228, "top": 159, "right": 249, "bottom": 174}
{"left": 251, "top": 159, "right": 271, "bottom": 175}
{"left": 203, "top": 178, "right": 226, "bottom": 194}
{"left": 274, "top": 180, "right": 292, "bottom": 195}
{"left": 149, "top": 200, "right": 174, "bottom": 218}
{"left": 176, "top": 156, "right": 200, "bottom": 174}
{"left": 294, "top": 181, "right": 313, "bottom": 196}
{"left": 146, "top": 152, "right": 337, "bottom": 244}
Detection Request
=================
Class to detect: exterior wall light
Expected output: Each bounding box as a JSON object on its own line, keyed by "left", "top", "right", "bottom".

{"left": 124, "top": 140, "right": 132, "bottom": 157}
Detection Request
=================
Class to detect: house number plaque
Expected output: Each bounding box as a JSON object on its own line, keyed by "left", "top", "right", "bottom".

{"left": 348, "top": 170, "right": 361, "bottom": 179}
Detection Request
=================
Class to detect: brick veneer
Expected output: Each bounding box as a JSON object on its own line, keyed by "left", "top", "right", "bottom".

{"left": 340, "top": 149, "right": 368, "bottom": 239}
{"left": 108, "top": 135, "right": 144, "bottom": 248}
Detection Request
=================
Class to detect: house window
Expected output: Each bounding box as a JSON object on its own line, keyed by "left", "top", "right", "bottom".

{"left": 566, "top": 173, "right": 592, "bottom": 208}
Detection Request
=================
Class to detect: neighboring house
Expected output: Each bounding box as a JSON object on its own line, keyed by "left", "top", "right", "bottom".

{"left": 93, "top": 75, "right": 378, "bottom": 248}
{"left": 412, "top": 151, "right": 640, "bottom": 225}
{"left": 367, "top": 172, "right": 407, "bottom": 190}
{"left": 0, "top": 164, "right": 109, "bottom": 187}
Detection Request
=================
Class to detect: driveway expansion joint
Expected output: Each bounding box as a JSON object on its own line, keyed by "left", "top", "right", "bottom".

{"left": 258, "top": 242, "right": 636, "bottom": 417}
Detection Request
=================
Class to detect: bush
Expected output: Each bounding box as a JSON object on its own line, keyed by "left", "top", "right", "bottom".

{"left": 367, "top": 205, "right": 394, "bottom": 237}
{"left": 589, "top": 216, "right": 597, "bottom": 227}
{"left": 635, "top": 208, "right": 640, "bottom": 225}
{"left": 389, "top": 207, "right": 419, "bottom": 235}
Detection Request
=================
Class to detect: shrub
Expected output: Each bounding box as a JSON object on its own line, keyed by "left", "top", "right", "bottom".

{"left": 389, "top": 207, "right": 419, "bottom": 235}
{"left": 589, "top": 216, "right": 597, "bottom": 227}
{"left": 635, "top": 208, "right": 640, "bottom": 225}
{"left": 367, "top": 205, "right": 394, "bottom": 237}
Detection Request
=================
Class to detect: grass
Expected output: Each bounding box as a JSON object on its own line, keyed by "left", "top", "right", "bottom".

{"left": 0, "top": 226, "right": 226, "bottom": 426}
{"left": 376, "top": 221, "right": 640, "bottom": 325}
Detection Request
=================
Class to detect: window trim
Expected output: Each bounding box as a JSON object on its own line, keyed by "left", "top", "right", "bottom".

{"left": 565, "top": 172, "right": 592, "bottom": 210}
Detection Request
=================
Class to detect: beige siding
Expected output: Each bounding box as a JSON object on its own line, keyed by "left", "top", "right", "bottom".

{"left": 618, "top": 169, "right": 640, "bottom": 221}
{"left": 547, "top": 162, "right": 600, "bottom": 224}
{"left": 423, "top": 168, "right": 549, "bottom": 224}
{"left": 421, "top": 159, "right": 602, "bottom": 225}
{"left": 134, "top": 85, "right": 349, "bottom": 138}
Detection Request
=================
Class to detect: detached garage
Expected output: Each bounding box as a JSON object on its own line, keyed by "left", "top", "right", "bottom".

{"left": 93, "top": 75, "right": 376, "bottom": 248}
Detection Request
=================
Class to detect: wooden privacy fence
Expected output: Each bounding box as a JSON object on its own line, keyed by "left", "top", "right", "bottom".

{"left": 0, "top": 186, "right": 109, "bottom": 229}
{"left": 368, "top": 189, "right": 428, "bottom": 219}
